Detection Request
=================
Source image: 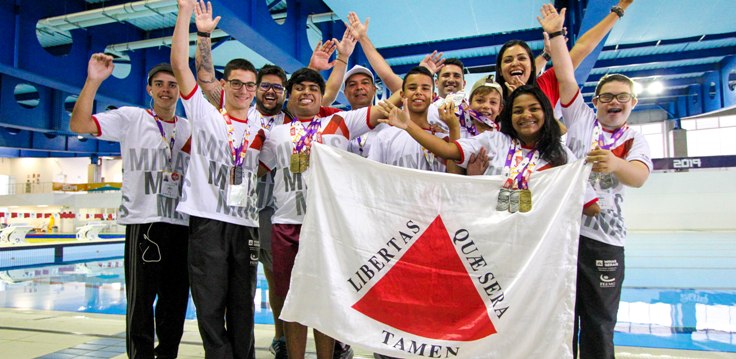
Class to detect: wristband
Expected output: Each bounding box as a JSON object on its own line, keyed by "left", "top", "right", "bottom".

{"left": 611, "top": 6, "right": 624, "bottom": 18}
{"left": 547, "top": 30, "right": 564, "bottom": 40}
{"left": 336, "top": 58, "right": 348, "bottom": 65}
{"left": 197, "top": 31, "right": 211, "bottom": 38}
{"left": 542, "top": 52, "right": 551, "bottom": 61}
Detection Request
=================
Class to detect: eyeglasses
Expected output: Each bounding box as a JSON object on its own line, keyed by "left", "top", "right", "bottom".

{"left": 258, "top": 82, "right": 285, "bottom": 93}
{"left": 595, "top": 93, "right": 633, "bottom": 103}
{"left": 227, "top": 80, "right": 257, "bottom": 91}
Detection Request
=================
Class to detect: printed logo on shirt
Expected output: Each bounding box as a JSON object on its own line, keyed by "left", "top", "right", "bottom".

{"left": 596, "top": 259, "right": 619, "bottom": 272}
{"left": 599, "top": 274, "right": 617, "bottom": 288}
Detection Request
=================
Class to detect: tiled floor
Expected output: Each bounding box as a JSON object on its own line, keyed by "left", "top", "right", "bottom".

{"left": 1, "top": 308, "right": 735, "bottom": 359}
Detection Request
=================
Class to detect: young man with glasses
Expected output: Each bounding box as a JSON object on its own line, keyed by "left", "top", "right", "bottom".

{"left": 542, "top": 5, "right": 652, "bottom": 358}
{"left": 70, "top": 55, "right": 191, "bottom": 359}
{"left": 252, "top": 64, "right": 291, "bottom": 359}
{"left": 172, "top": 1, "right": 266, "bottom": 357}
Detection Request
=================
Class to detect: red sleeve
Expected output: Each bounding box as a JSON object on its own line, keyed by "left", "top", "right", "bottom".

{"left": 250, "top": 129, "right": 266, "bottom": 150}
{"left": 91, "top": 115, "right": 102, "bottom": 137}
{"left": 561, "top": 88, "right": 580, "bottom": 108}
{"left": 453, "top": 141, "right": 465, "bottom": 164}
{"left": 583, "top": 198, "right": 599, "bottom": 208}
{"left": 259, "top": 161, "right": 271, "bottom": 172}
{"left": 181, "top": 84, "right": 198, "bottom": 100}
{"left": 366, "top": 106, "right": 374, "bottom": 130}
{"left": 180, "top": 136, "right": 192, "bottom": 154}
{"left": 536, "top": 68, "right": 560, "bottom": 106}
{"left": 319, "top": 106, "right": 341, "bottom": 117}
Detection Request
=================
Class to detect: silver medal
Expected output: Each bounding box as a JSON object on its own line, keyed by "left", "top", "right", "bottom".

{"left": 497, "top": 188, "right": 511, "bottom": 211}
{"left": 509, "top": 190, "right": 520, "bottom": 213}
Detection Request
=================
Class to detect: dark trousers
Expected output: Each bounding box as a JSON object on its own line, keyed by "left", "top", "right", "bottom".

{"left": 188, "top": 216, "right": 259, "bottom": 359}
{"left": 125, "top": 222, "right": 190, "bottom": 359}
{"left": 573, "top": 235, "right": 625, "bottom": 359}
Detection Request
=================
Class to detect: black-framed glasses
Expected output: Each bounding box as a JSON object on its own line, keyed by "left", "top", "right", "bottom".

{"left": 595, "top": 93, "right": 633, "bottom": 103}
{"left": 259, "top": 82, "right": 285, "bottom": 93}
{"left": 227, "top": 80, "right": 257, "bottom": 91}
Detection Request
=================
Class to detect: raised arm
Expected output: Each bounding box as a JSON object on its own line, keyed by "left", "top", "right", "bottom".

{"left": 378, "top": 100, "right": 462, "bottom": 161}
{"left": 539, "top": 4, "right": 577, "bottom": 105}
{"left": 569, "top": 0, "right": 632, "bottom": 68}
{"left": 171, "top": 0, "right": 199, "bottom": 97}
{"left": 193, "top": 0, "right": 222, "bottom": 106}
{"left": 70, "top": 53, "right": 115, "bottom": 135}
{"left": 322, "top": 28, "right": 357, "bottom": 106}
{"left": 348, "top": 12, "right": 403, "bottom": 93}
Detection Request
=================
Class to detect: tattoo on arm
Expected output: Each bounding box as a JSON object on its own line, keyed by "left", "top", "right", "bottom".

{"left": 195, "top": 37, "right": 222, "bottom": 106}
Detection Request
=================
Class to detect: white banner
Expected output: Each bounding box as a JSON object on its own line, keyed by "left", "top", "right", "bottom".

{"left": 281, "top": 143, "right": 591, "bottom": 358}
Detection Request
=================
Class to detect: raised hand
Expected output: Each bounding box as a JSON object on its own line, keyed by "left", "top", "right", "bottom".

{"left": 308, "top": 39, "right": 337, "bottom": 71}
{"left": 438, "top": 101, "right": 460, "bottom": 128}
{"left": 504, "top": 75, "right": 525, "bottom": 93}
{"left": 377, "top": 100, "right": 410, "bottom": 129}
{"left": 347, "top": 12, "right": 369, "bottom": 41}
{"left": 466, "top": 146, "right": 489, "bottom": 176}
{"left": 419, "top": 50, "right": 445, "bottom": 75}
{"left": 88, "top": 53, "right": 114, "bottom": 82}
{"left": 336, "top": 27, "right": 358, "bottom": 59}
{"left": 193, "top": 0, "right": 220, "bottom": 33}
{"left": 537, "top": 3, "right": 566, "bottom": 34}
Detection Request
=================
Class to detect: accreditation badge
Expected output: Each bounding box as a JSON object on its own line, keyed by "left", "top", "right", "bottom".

{"left": 226, "top": 166, "right": 247, "bottom": 207}
{"left": 159, "top": 170, "right": 181, "bottom": 199}
{"left": 596, "top": 189, "right": 615, "bottom": 210}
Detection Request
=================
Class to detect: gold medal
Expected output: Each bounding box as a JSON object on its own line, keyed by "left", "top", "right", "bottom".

{"left": 290, "top": 153, "right": 302, "bottom": 173}
{"left": 299, "top": 153, "right": 310, "bottom": 172}
{"left": 519, "top": 189, "right": 532, "bottom": 213}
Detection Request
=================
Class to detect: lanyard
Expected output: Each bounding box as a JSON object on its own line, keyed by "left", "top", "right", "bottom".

{"left": 290, "top": 117, "right": 322, "bottom": 154}
{"left": 149, "top": 109, "right": 176, "bottom": 170}
{"left": 258, "top": 111, "right": 277, "bottom": 131}
{"left": 501, "top": 139, "right": 539, "bottom": 190}
{"left": 591, "top": 120, "right": 628, "bottom": 150}
{"left": 221, "top": 108, "right": 251, "bottom": 167}
{"left": 457, "top": 104, "right": 498, "bottom": 136}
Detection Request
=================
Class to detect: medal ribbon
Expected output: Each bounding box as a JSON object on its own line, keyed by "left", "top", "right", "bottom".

{"left": 591, "top": 120, "right": 628, "bottom": 150}
{"left": 290, "top": 117, "right": 322, "bottom": 154}
{"left": 457, "top": 104, "right": 498, "bottom": 136}
{"left": 259, "top": 112, "right": 276, "bottom": 131}
{"left": 149, "top": 109, "right": 176, "bottom": 170}
{"left": 501, "top": 139, "right": 539, "bottom": 190}
{"left": 221, "top": 109, "right": 251, "bottom": 167}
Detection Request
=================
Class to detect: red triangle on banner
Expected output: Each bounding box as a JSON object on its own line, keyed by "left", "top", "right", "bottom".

{"left": 352, "top": 215, "right": 496, "bottom": 341}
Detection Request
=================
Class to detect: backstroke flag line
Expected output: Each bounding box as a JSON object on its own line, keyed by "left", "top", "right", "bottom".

{"left": 281, "top": 143, "right": 591, "bottom": 358}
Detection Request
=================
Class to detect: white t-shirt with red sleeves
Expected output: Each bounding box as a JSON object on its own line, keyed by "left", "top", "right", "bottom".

{"left": 347, "top": 123, "right": 388, "bottom": 158}
{"left": 176, "top": 85, "right": 267, "bottom": 227}
{"left": 92, "top": 107, "right": 191, "bottom": 226}
{"left": 368, "top": 126, "right": 449, "bottom": 172}
{"left": 453, "top": 131, "right": 577, "bottom": 175}
{"left": 260, "top": 107, "right": 372, "bottom": 225}
{"left": 561, "top": 90, "right": 653, "bottom": 247}
{"left": 248, "top": 107, "right": 289, "bottom": 211}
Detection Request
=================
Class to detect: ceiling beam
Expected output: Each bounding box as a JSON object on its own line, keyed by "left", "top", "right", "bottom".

{"left": 571, "top": 0, "right": 619, "bottom": 84}
{"left": 378, "top": 28, "right": 542, "bottom": 61}
{"left": 596, "top": 46, "right": 736, "bottom": 68}
{"left": 212, "top": 0, "right": 332, "bottom": 72}
{"left": 587, "top": 63, "right": 719, "bottom": 83}
{"left": 601, "top": 31, "right": 736, "bottom": 52}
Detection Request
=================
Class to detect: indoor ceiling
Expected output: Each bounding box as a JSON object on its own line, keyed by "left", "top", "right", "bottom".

{"left": 1, "top": 0, "right": 735, "bottom": 156}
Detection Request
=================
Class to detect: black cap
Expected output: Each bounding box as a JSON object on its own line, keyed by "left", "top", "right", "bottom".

{"left": 147, "top": 63, "right": 174, "bottom": 85}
